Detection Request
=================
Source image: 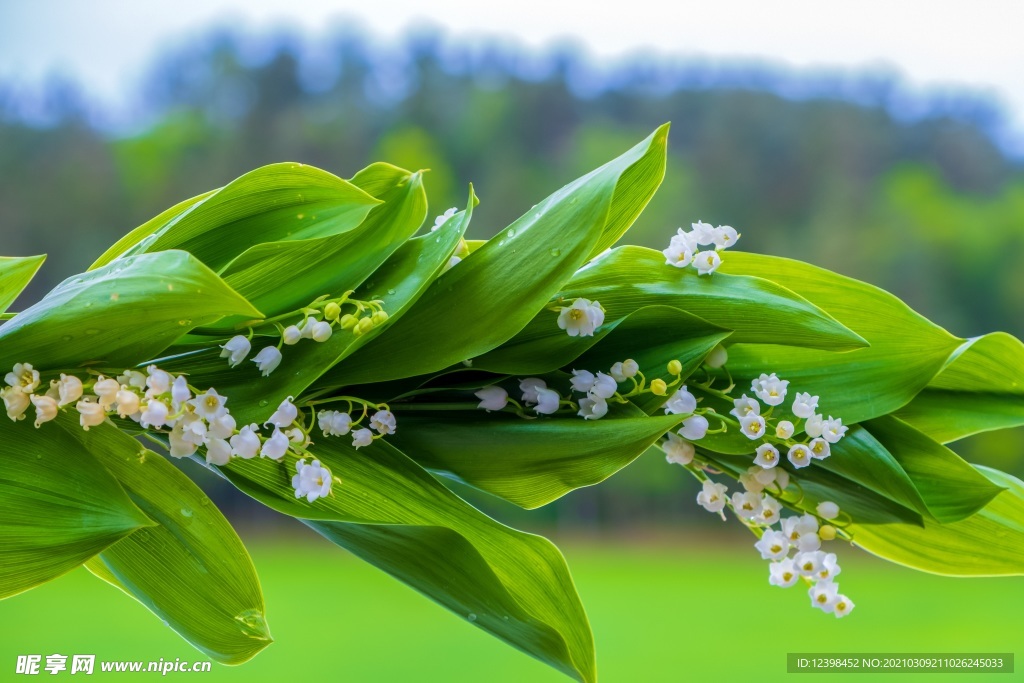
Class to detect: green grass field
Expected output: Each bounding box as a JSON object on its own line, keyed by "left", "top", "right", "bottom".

{"left": 2, "top": 530, "right": 1021, "bottom": 682}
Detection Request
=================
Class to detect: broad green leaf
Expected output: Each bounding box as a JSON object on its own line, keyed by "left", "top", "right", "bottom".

{"left": 161, "top": 191, "right": 472, "bottom": 425}
{"left": 329, "top": 125, "right": 671, "bottom": 386}
{"left": 0, "top": 254, "right": 46, "bottom": 315}
{"left": 215, "top": 438, "right": 595, "bottom": 683}
{"left": 478, "top": 247, "right": 865, "bottom": 375}
{"left": 90, "top": 190, "right": 217, "bottom": 270}
{"left": 718, "top": 252, "right": 962, "bottom": 424}
{"left": 390, "top": 402, "right": 683, "bottom": 509}
{"left": 0, "top": 250, "right": 261, "bottom": 370}
{"left": 203, "top": 163, "right": 427, "bottom": 329}
{"left": 107, "top": 163, "right": 381, "bottom": 273}
{"left": 862, "top": 416, "right": 1004, "bottom": 522}
{"left": 897, "top": 332, "right": 1024, "bottom": 443}
{"left": 0, "top": 417, "right": 153, "bottom": 599}
{"left": 64, "top": 421, "right": 270, "bottom": 664}
{"left": 853, "top": 465, "right": 1024, "bottom": 576}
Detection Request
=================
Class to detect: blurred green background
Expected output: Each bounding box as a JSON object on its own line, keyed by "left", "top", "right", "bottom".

{"left": 2, "top": 26, "right": 1023, "bottom": 681}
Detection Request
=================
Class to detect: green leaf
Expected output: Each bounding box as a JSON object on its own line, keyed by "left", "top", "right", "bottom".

{"left": 103, "top": 163, "right": 381, "bottom": 273}
{"left": 390, "top": 402, "right": 683, "bottom": 509}
{"left": 216, "top": 438, "right": 595, "bottom": 682}
{"left": 329, "top": 125, "right": 671, "bottom": 387}
{"left": 161, "top": 190, "right": 472, "bottom": 425}
{"left": 896, "top": 332, "right": 1024, "bottom": 443}
{"left": 0, "top": 254, "right": 46, "bottom": 315}
{"left": 862, "top": 416, "right": 1004, "bottom": 522}
{"left": 0, "top": 250, "right": 261, "bottom": 370}
{"left": 852, "top": 465, "right": 1024, "bottom": 576}
{"left": 479, "top": 247, "right": 864, "bottom": 374}
{"left": 90, "top": 190, "right": 217, "bottom": 270}
{"left": 718, "top": 252, "right": 962, "bottom": 424}
{"left": 203, "top": 163, "right": 427, "bottom": 329}
{"left": 0, "top": 417, "right": 153, "bottom": 599}
{"left": 63, "top": 421, "right": 270, "bottom": 664}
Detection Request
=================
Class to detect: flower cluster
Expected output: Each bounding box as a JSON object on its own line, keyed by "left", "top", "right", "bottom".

{"left": 316, "top": 403, "right": 396, "bottom": 450}
{"left": 662, "top": 220, "right": 740, "bottom": 275}
{"left": 474, "top": 356, "right": 701, "bottom": 423}
{"left": 555, "top": 298, "right": 605, "bottom": 337}
{"left": 731, "top": 373, "right": 848, "bottom": 470}
{"left": 3, "top": 362, "right": 345, "bottom": 503}
{"left": 217, "top": 296, "right": 390, "bottom": 376}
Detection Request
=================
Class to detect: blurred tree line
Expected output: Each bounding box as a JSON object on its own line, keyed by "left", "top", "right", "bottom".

{"left": 1, "top": 28, "right": 1022, "bottom": 530}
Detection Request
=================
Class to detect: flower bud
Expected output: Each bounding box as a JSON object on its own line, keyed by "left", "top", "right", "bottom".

{"left": 667, "top": 359, "right": 683, "bottom": 376}
{"left": 339, "top": 314, "right": 358, "bottom": 330}
{"left": 311, "top": 321, "right": 333, "bottom": 342}
{"left": 371, "top": 310, "right": 389, "bottom": 325}
{"left": 705, "top": 343, "right": 728, "bottom": 369}
{"left": 357, "top": 317, "right": 374, "bottom": 335}
{"left": 650, "top": 378, "right": 667, "bottom": 396}
{"left": 324, "top": 302, "right": 341, "bottom": 321}
{"left": 819, "top": 524, "right": 837, "bottom": 541}
{"left": 282, "top": 325, "right": 302, "bottom": 345}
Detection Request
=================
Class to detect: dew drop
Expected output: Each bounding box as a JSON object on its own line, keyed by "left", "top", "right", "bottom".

{"left": 497, "top": 240, "right": 506, "bottom": 247}
{"left": 503, "top": 615, "right": 510, "bottom": 621}
{"left": 550, "top": 248, "right": 561, "bottom": 257}
{"left": 258, "top": 400, "right": 269, "bottom": 407}
{"left": 179, "top": 507, "right": 193, "bottom": 519}
{"left": 387, "top": 288, "right": 395, "bottom": 295}
{"left": 467, "top": 613, "right": 477, "bottom": 622}
{"left": 83, "top": 302, "right": 92, "bottom": 308}
{"left": 198, "top": 495, "right": 211, "bottom": 507}
{"left": 507, "top": 228, "right": 516, "bottom": 237}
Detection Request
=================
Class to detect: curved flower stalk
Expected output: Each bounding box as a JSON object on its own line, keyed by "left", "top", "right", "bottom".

{"left": 2, "top": 125, "right": 1024, "bottom": 682}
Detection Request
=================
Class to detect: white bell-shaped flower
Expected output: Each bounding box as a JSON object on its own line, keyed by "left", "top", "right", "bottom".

{"left": 370, "top": 410, "right": 397, "bottom": 435}
{"left": 139, "top": 399, "right": 169, "bottom": 429}
{"left": 207, "top": 413, "right": 237, "bottom": 440}
{"left": 474, "top": 385, "right": 508, "bottom": 412}
{"left": 755, "top": 530, "right": 790, "bottom": 561}
{"left": 230, "top": 424, "right": 262, "bottom": 459}
{"left": 730, "top": 394, "right": 760, "bottom": 419}
{"left": 663, "top": 432, "right": 695, "bottom": 466}
{"left": 351, "top": 427, "right": 374, "bottom": 449}
{"left": 260, "top": 428, "right": 289, "bottom": 460}
{"left": 5, "top": 362, "right": 40, "bottom": 393}
{"left": 292, "top": 458, "right": 334, "bottom": 502}
{"left": 775, "top": 420, "right": 795, "bottom": 439}
{"left": 577, "top": 396, "right": 608, "bottom": 420}
{"left": 265, "top": 397, "right": 298, "bottom": 428}
{"left": 696, "top": 479, "right": 728, "bottom": 513}
{"left": 664, "top": 387, "right": 697, "bottom": 415}
{"left": 519, "top": 378, "right": 547, "bottom": 405}
{"left": 679, "top": 414, "right": 709, "bottom": 440}
{"left": 252, "top": 346, "right": 283, "bottom": 376}
{"left": 533, "top": 387, "right": 561, "bottom": 415}
{"left": 820, "top": 416, "right": 848, "bottom": 443}
{"left": 30, "top": 394, "right": 59, "bottom": 428}
{"left": 205, "top": 438, "right": 232, "bottom": 466}
{"left": 557, "top": 298, "right": 604, "bottom": 337}
{"left": 56, "top": 374, "right": 84, "bottom": 407}
{"left": 754, "top": 443, "right": 780, "bottom": 469}
{"left": 2, "top": 386, "right": 30, "bottom": 421}
{"left": 791, "top": 392, "right": 819, "bottom": 419}
{"left": 768, "top": 558, "right": 799, "bottom": 588}
{"left": 77, "top": 398, "right": 107, "bottom": 430}
{"left": 220, "top": 335, "right": 252, "bottom": 367}
{"left": 740, "top": 414, "right": 767, "bottom": 440}
{"left": 693, "top": 250, "right": 722, "bottom": 275}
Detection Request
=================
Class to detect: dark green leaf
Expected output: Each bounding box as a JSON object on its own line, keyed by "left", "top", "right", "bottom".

{"left": 0, "top": 250, "right": 261, "bottom": 370}
{"left": 0, "top": 416, "right": 153, "bottom": 599}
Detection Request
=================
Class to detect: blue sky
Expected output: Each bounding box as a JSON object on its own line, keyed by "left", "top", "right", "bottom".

{"left": 2, "top": 0, "right": 1023, "bottom": 151}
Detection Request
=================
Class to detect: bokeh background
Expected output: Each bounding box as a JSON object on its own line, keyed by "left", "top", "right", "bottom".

{"left": 2, "top": 2, "right": 1023, "bottom": 680}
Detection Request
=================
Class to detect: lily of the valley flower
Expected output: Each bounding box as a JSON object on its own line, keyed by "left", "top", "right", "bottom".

{"left": 739, "top": 414, "right": 767, "bottom": 439}
{"left": 205, "top": 438, "right": 232, "bottom": 466}
{"left": 753, "top": 443, "right": 780, "bottom": 469}
{"left": 732, "top": 490, "right": 763, "bottom": 518}
{"left": 711, "top": 225, "right": 740, "bottom": 250}
{"left": 171, "top": 375, "right": 191, "bottom": 408}
{"left": 5, "top": 362, "right": 40, "bottom": 393}
{"left": 220, "top": 335, "right": 252, "bottom": 367}
{"left": 808, "top": 581, "right": 840, "bottom": 613}
{"left": 791, "top": 391, "right": 819, "bottom": 419}
{"left": 557, "top": 298, "right": 605, "bottom": 337}
{"left": 775, "top": 420, "right": 795, "bottom": 439}
{"left": 804, "top": 414, "right": 824, "bottom": 438}
{"left": 705, "top": 344, "right": 728, "bottom": 369}
{"left": 260, "top": 428, "right": 289, "bottom": 460}
{"left": 230, "top": 424, "right": 262, "bottom": 459}
{"left": 693, "top": 250, "right": 722, "bottom": 275}
{"left": 351, "top": 427, "right": 374, "bottom": 449}
{"left": 30, "top": 394, "right": 58, "bottom": 428}
{"left": 293, "top": 458, "right": 333, "bottom": 502}
{"left": 55, "top": 374, "right": 84, "bottom": 407}
{"left": 318, "top": 410, "right": 353, "bottom": 436}
{"left": 265, "top": 397, "right": 298, "bottom": 428}
{"left": 769, "top": 558, "right": 799, "bottom": 587}
{"left": 534, "top": 387, "right": 561, "bottom": 415}
{"left": 662, "top": 234, "right": 694, "bottom": 268}
{"left": 787, "top": 443, "right": 812, "bottom": 468}
{"left": 207, "top": 413, "right": 237, "bottom": 440}
{"left": 577, "top": 396, "right": 608, "bottom": 420}
{"left": 311, "top": 321, "right": 333, "bottom": 342}
{"left": 519, "top": 378, "right": 547, "bottom": 405}
{"left": 474, "top": 385, "right": 508, "bottom": 411}
{"left": 820, "top": 416, "right": 848, "bottom": 443}
{"left": 139, "top": 399, "right": 170, "bottom": 429}
{"left": 756, "top": 494, "right": 782, "bottom": 526}
{"left": 169, "top": 423, "right": 199, "bottom": 458}
{"left": 755, "top": 530, "right": 790, "bottom": 561}
{"left": 609, "top": 359, "right": 639, "bottom": 382}
{"left": 664, "top": 387, "right": 697, "bottom": 415}
{"left": 146, "top": 365, "right": 172, "bottom": 396}
{"left": 752, "top": 372, "right": 789, "bottom": 406}
{"left": 663, "top": 432, "right": 695, "bottom": 465}
{"left": 370, "top": 410, "right": 397, "bottom": 435}
{"left": 77, "top": 398, "right": 107, "bottom": 430}
{"left": 93, "top": 376, "right": 120, "bottom": 408}
{"left": 816, "top": 501, "right": 841, "bottom": 519}
{"left": 252, "top": 346, "right": 283, "bottom": 376}
{"left": 696, "top": 479, "right": 728, "bottom": 513}
{"left": 833, "top": 594, "right": 855, "bottom": 618}
{"left": 432, "top": 207, "right": 458, "bottom": 231}
{"left": 679, "top": 414, "right": 709, "bottom": 440}
{"left": 2, "top": 386, "right": 29, "bottom": 421}
{"left": 191, "top": 388, "right": 229, "bottom": 421}
{"left": 730, "top": 394, "right": 760, "bottom": 419}
{"left": 809, "top": 437, "right": 831, "bottom": 459}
